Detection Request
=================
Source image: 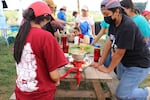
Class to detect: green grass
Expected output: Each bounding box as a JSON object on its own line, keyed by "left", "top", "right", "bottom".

{"left": 0, "top": 44, "right": 16, "bottom": 100}
{"left": 140, "top": 75, "right": 150, "bottom": 88}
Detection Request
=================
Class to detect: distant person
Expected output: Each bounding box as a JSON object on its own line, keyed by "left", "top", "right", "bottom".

{"left": 13, "top": 1, "right": 68, "bottom": 99}
{"left": 44, "top": 0, "right": 57, "bottom": 15}
{"left": 75, "top": 5, "right": 95, "bottom": 43}
{"left": 57, "top": 6, "right": 67, "bottom": 27}
{"left": 0, "top": 0, "right": 9, "bottom": 44}
{"left": 64, "top": 27, "right": 83, "bottom": 43}
{"left": 72, "top": 11, "right": 78, "bottom": 18}
{"left": 141, "top": 10, "right": 150, "bottom": 47}
{"left": 43, "top": 0, "right": 63, "bottom": 38}
{"left": 120, "top": 0, "right": 150, "bottom": 44}
{"left": 73, "top": 27, "right": 83, "bottom": 39}
{"left": 142, "top": 10, "right": 150, "bottom": 25}
{"left": 44, "top": 0, "right": 73, "bottom": 27}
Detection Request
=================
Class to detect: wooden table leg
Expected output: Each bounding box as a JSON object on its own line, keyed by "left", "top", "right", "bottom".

{"left": 92, "top": 80, "right": 105, "bottom": 100}
{"left": 70, "top": 80, "right": 77, "bottom": 90}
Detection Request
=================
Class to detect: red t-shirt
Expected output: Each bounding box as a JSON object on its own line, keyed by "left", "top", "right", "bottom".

{"left": 15, "top": 27, "right": 68, "bottom": 100}
{"left": 78, "top": 33, "right": 84, "bottom": 39}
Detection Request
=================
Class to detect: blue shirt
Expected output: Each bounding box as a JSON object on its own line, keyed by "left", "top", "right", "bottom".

{"left": 100, "top": 20, "right": 110, "bottom": 40}
{"left": 57, "top": 11, "right": 66, "bottom": 26}
{"left": 132, "top": 15, "right": 150, "bottom": 38}
{"left": 101, "top": 20, "right": 109, "bottom": 29}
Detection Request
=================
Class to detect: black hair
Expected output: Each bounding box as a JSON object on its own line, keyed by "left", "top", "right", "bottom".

{"left": 60, "top": 8, "right": 66, "bottom": 11}
{"left": 14, "top": 8, "right": 52, "bottom": 64}
{"left": 120, "top": 0, "right": 140, "bottom": 14}
{"left": 120, "top": 0, "right": 134, "bottom": 9}
{"left": 74, "top": 27, "right": 81, "bottom": 32}
{"left": 72, "top": 11, "right": 78, "bottom": 17}
{"left": 133, "top": 8, "right": 140, "bottom": 14}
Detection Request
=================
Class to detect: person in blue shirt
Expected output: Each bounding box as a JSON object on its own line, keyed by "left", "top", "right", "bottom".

{"left": 75, "top": 5, "right": 95, "bottom": 43}
{"left": 57, "top": 6, "right": 67, "bottom": 27}
{"left": 120, "top": 0, "right": 150, "bottom": 44}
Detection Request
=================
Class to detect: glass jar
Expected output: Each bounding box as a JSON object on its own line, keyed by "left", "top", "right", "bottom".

{"left": 94, "top": 45, "right": 100, "bottom": 62}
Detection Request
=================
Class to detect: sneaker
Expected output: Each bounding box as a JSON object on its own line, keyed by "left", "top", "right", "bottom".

{"left": 146, "top": 87, "right": 150, "bottom": 100}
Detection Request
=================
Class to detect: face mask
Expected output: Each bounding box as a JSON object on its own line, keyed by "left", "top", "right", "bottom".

{"left": 104, "top": 16, "right": 116, "bottom": 25}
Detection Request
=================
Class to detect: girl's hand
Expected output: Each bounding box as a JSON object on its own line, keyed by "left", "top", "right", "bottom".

{"left": 90, "top": 62, "right": 100, "bottom": 69}
{"left": 55, "top": 80, "right": 60, "bottom": 86}
{"left": 90, "top": 62, "right": 110, "bottom": 73}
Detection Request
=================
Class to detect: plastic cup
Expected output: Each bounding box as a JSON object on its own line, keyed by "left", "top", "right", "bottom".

{"left": 94, "top": 48, "right": 100, "bottom": 62}
{"left": 61, "top": 36, "right": 67, "bottom": 46}
{"left": 63, "top": 45, "right": 69, "bottom": 53}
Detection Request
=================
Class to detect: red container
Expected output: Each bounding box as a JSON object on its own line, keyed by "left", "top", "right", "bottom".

{"left": 63, "top": 45, "right": 69, "bottom": 53}
{"left": 61, "top": 36, "right": 67, "bottom": 46}
{"left": 94, "top": 48, "right": 100, "bottom": 62}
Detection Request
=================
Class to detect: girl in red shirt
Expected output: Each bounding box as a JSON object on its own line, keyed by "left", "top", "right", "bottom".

{"left": 13, "top": 2, "right": 68, "bottom": 100}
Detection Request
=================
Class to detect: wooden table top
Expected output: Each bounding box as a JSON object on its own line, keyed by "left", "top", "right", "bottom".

{"left": 59, "top": 66, "right": 113, "bottom": 81}
{"left": 60, "top": 43, "right": 113, "bottom": 81}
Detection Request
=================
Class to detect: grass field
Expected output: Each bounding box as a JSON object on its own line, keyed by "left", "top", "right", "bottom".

{"left": 0, "top": 44, "right": 16, "bottom": 100}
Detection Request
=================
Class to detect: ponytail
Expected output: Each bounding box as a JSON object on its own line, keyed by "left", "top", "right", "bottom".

{"left": 14, "top": 21, "right": 31, "bottom": 64}
{"left": 14, "top": 8, "right": 52, "bottom": 64}
{"left": 14, "top": 8, "right": 34, "bottom": 64}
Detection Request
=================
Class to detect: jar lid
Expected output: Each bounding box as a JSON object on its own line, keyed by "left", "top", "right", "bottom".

{"left": 94, "top": 44, "right": 100, "bottom": 48}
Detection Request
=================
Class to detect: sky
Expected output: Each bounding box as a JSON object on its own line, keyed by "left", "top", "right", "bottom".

{"left": 4, "top": 0, "right": 150, "bottom": 11}
{"left": 4, "top": 0, "right": 101, "bottom": 11}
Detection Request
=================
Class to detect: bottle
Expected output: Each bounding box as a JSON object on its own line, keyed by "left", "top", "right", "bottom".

{"left": 94, "top": 44, "right": 100, "bottom": 62}
{"left": 74, "top": 35, "right": 79, "bottom": 45}
{"left": 83, "top": 35, "right": 90, "bottom": 44}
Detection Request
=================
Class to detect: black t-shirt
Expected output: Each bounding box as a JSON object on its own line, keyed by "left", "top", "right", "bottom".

{"left": 108, "top": 14, "right": 150, "bottom": 68}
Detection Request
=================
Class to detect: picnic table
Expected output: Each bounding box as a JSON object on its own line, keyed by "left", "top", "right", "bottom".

{"left": 55, "top": 65, "right": 113, "bottom": 100}
{"left": 10, "top": 43, "right": 116, "bottom": 100}
{"left": 55, "top": 42, "right": 116, "bottom": 100}
{"left": 9, "top": 67, "right": 114, "bottom": 100}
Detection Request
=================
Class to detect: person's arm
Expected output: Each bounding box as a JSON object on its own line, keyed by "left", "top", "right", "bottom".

{"left": 91, "top": 24, "right": 95, "bottom": 36}
{"left": 55, "top": 18, "right": 72, "bottom": 25}
{"left": 90, "top": 48, "right": 126, "bottom": 73}
{"left": 90, "top": 37, "right": 111, "bottom": 69}
{"left": 99, "top": 37, "right": 111, "bottom": 65}
{"left": 144, "top": 37, "right": 149, "bottom": 44}
{"left": 52, "top": 14, "right": 73, "bottom": 26}
{"left": 97, "top": 48, "right": 126, "bottom": 73}
{"left": 91, "top": 28, "right": 106, "bottom": 45}
{"left": 49, "top": 69, "right": 60, "bottom": 86}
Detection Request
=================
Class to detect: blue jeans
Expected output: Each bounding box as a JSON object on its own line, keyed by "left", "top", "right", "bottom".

{"left": 116, "top": 63, "right": 149, "bottom": 100}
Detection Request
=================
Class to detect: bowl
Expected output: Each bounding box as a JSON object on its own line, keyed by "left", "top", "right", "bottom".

{"left": 71, "top": 49, "right": 86, "bottom": 61}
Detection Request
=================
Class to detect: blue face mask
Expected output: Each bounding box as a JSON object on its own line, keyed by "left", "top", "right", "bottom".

{"left": 104, "top": 16, "right": 116, "bottom": 25}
